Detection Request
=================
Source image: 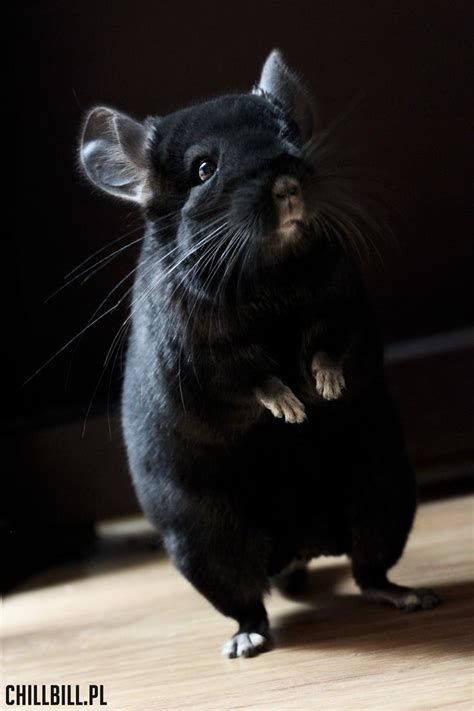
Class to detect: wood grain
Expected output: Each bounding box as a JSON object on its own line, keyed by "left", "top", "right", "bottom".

{"left": 3, "top": 496, "right": 474, "bottom": 710}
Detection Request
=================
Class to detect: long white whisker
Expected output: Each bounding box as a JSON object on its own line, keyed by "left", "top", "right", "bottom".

{"left": 81, "top": 222, "right": 230, "bottom": 432}
{"left": 45, "top": 232, "right": 145, "bottom": 303}
{"left": 102, "top": 220, "right": 230, "bottom": 369}
{"left": 64, "top": 222, "right": 143, "bottom": 279}
{"left": 26, "top": 221, "right": 228, "bottom": 386}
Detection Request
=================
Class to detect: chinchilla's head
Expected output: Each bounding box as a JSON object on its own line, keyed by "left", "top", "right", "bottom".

{"left": 80, "top": 51, "right": 344, "bottom": 292}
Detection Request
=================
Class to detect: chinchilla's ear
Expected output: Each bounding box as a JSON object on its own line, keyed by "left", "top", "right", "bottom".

{"left": 80, "top": 107, "right": 151, "bottom": 203}
{"left": 253, "top": 49, "right": 315, "bottom": 143}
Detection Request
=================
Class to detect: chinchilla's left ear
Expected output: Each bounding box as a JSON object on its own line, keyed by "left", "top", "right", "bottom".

{"left": 253, "top": 49, "right": 315, "bottom": 143}
{"left": 80, "top": 106, "right": 151, "bottom": 204}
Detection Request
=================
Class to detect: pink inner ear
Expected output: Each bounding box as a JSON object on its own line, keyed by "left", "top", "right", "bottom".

{"left": 80, "top": 107, "right": 148, "bottom": 203}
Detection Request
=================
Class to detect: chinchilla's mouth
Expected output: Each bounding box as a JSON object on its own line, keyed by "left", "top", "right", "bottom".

{"left": 276, "top": 218, "right": 306, "bottom": 244}
{"left": 278, "top": 218, "right": 305, "bottom": 236}
{"left": 280, "top": 217, "right": 304, "bottom": 228}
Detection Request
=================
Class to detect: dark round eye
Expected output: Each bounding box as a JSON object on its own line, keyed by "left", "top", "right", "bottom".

{"left": 198, "top": 159, "right": 217, "bottom": 183}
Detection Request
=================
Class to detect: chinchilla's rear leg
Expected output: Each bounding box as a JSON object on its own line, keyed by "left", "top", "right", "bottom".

{"left": 220, "top": 601, "right": 271, "bottom": 658}
{"left": 350, "top": 387, "right": 441, "bottom": 613}
{"left": 353, "top": 568, "right": 441, "bottom": 611}
{"left": 164, "top": 523, "right": 273, "bottom": 658}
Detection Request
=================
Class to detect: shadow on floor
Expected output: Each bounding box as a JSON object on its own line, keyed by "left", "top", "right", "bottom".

{"left": 272, "top": 565, "right": 474, "bottom": 657}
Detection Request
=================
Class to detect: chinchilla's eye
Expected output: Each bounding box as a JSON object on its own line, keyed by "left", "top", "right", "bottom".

{"left": 198, "top": 159, "right": 217, "bottom": 183}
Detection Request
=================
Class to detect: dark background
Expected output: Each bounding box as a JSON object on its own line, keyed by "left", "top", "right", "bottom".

{"left": 6, "top": 1, "right": 473, "bottom": 586}
{"left": 12, "top": 0, "right": 474, "bottom": 421}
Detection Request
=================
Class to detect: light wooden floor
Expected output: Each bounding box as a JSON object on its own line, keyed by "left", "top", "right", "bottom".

{"left": 3, "top": 496, "right": 474, "bottom": 710}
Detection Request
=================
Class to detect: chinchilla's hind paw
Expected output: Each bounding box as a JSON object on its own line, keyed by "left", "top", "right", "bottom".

{"left": 363, "top": 584, "right": 442, "bottom": 612}
{"left": 392, "top": 587, "right": 442, "bottom": 612}
{"left": 222, "top": 631, "right": 272, "bottom": 658}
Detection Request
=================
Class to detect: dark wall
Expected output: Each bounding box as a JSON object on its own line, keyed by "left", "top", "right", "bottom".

{"left": 12, "top": 0, "right": 473, "bottom": 425}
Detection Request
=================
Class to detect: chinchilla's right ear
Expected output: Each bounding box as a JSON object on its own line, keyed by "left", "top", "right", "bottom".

{"left": 80, "top": 107, "right": 151, "bottom": 204}
{"left": 254, "top": 49, "right": 316, "bottom": 143}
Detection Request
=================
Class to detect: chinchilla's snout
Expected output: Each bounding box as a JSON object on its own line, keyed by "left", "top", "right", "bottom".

{"left": 268, "top": 171, "right": 307, "bottom": 244}
{"left": 272, "top": 175, "right": 305, "bottom": 230}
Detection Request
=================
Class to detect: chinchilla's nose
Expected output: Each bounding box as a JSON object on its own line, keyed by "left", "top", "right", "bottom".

{"left": 272, "top": 176, "right": 300, "bottom": 200}
{"left": 272, "top": 175, "right": 304, "bottom": 229}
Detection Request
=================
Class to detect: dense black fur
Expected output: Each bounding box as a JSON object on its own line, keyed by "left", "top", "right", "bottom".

{"left": 81, "top": 51, "right": 439, "bottom": 657}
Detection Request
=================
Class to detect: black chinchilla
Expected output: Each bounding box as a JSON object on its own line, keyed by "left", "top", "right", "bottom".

{"left": 80, "top": 50, "right": 440, "bottom": 658}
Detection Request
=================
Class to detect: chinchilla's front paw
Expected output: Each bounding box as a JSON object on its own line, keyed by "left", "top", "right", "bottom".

{"left": 255, "top": 376, "right": 306, "bottom": 424}
{"left": 311, "top": 351, "right": 345, "bottom": 401}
